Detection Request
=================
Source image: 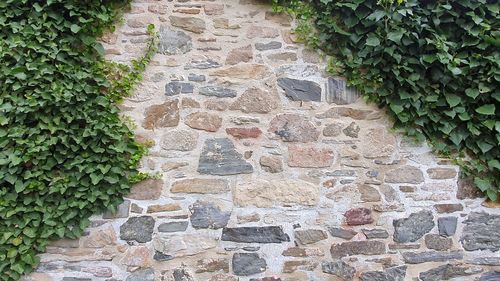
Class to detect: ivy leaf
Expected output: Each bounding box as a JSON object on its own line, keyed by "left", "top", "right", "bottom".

{"left": 465, "top": 88, "right": 479, "bottom": 99}
{"left": 70, "top": 24, "right": 81, "bottom": 33}
{"left": 93, "top": 43, "right": 105, "bottom": 56}
{"left": 366, "top": 35, "right": 380, "bottom": 46}
{"left": 474, "top": 178, "right": 492, "bottom": 192}
{"left": 390, "top": 104, "right": 404, "bottom": 114}
{"left": 475, "top": 104, "right": 495, "bottom": 115}
{"left": 387, "top": 30, "right": 404, "bottom": 44}
{"left": 445, "top": 94, "right": 461, "bottom": 107}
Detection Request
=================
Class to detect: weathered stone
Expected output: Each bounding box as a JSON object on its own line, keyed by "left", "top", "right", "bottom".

{"left": 188, "top": 73, "right": 205, "bottom": 82}
{"left": 294, "top": 229, "right": 328, "bottom": 245}
{"left": 222, "top": 226, "right": 290, "bottom": 243}
{"left": 213, "top": 18, "right": 240, "bottom": 29}
{"left": 230, "top": 87, "right": 279, "bottom": 113}
{"left": 234, "top": 179, "right": 320, "bottom": 208}
{"left": 379, "top": 185, "right": 399, "bottom": 202}
{"left": 81, "top": 226, "right": 117, "bottom": 248}
{"left": 269, "top": 114, "right": 320, "bottom": 142}
{"left": 237, "top": 213, "right": 261, "bottom": 223}
{"left": 126, "top": 268, "right": 154, "bottom": 281}
{"left": 247, "top": 26, "right": 279, "bottom": 39}
{"left": 265, "top": 11, "right": 292, "bottom": 26}
{"left": 232, "top": 253, "right": 267, "bottom": 276}
{"left": 181, "top": 97, "right": 200, "bottom": 108}
{"left": 330, "top": 240, "right": 386, "bottom": 258}
{"left": 198, "top": 138, "right": 253, "bottom": 175}
{"left": 259, "top": 156, "right": 283, "bottom": 173}
{"left": 162, "top": 162, "right": 187, "bottom": 171}
{"left": 434, "top": 203, "right": 463, "bottom": 213}
{"left": 205, "top": 99, "right": 229, "bottom": 111}
{"left": 208, "top": 273, "right": 238, "bottom": 281}
{"left": 326, "top": 77, "right": 360, "bottom": 105}
{"left": 153, "top": 234, "right": 217, "bottom": 258}
{"left": 438, "top": 217, "right": 457, "bottom": 236}
{"left": 196, "top": 258, "right": 229, "bottom": 273}
{"left": 323, "top": 123, "right": 343, "bottom": 137}
{"left": 211, "top": 64, "right": 270, "bottom": 79}
{"left": 402, "top": 250, "right": 463, "bottom": 264}
{"left": 268, "top": 52, "right": 297, "bottom": 62}
{"left": 120, "top": 216, "right": 155, "bottom": 243}
{"left": 426, "top": 167, "right": 457, "bottom": 179}
{"left": 161, "top": 130, "right": 198, "bottom": 151}
{"left": 226, "top": 45, "right": 253, "bottom": 65}
{"left": 373, "top": 204, "right": 405, "bottom": 213}
{"left": 158, "top": 26, "right": 193, "bottom": 55}
{"left": 282, "top": 247, "right": 324, "bottom": 257}
{"left": 255, "top": 41, "right": 282, "bottom": 51}
{"left": 121, "top": 246, "right": 152, "bottom": 267}
{"left": 317, "top": 107, "right": 381, "bottom": 120}
{"left": 360, "top": 266, "right": 407, "bottom": 281}
{"left": 147, "top": 203, "right": 181, "bottom": 213}
{"left": 361, "top": 128, "right": 397, "bottom": 159}
{"left": 343, "top": 122, "right": 360, "bottom": 138}
{"left": 282, "top": 260, "right": 317, "bottom": 273}
{"left": 288, "top": 144, "right": 334, "bottom": 168}
{"left": 185, "top": 112, "right": 222, "bottom": 132}
{"left": 328, "top": 227, "right": 357, "bottom": 240}
{"left": 189, "top": 200, "right": 231, "bottom": 229}
{"left": 199, "top": 86, "right": 237, "bottom": 98}
{"left": 165, "top": 82, "right": 194, "bottom": 96}
{"left": 393, "top": 210, "right": 435, "bottom": 243}
{"left": 185, "top": 58, "right": 222, "bottom": 69}
{"left": 321, "top": 260, "right": 356, "bottom": 280}
{"left": 358, "top": 184, "right": 381, "bottom": 202}
{"left": 466, "top": 257, "right": 500, "bottom": 266}
{"left": 425, "top": 234, "right": 452, "bottom": 251}
{"left": 457, "top": 177, "right": 483, "bottom": 199}
{"left": 461, "top": 212, "right": 500, "bottom": 251}
{"left": 388, "top": 243, "right": 420, "bottom": 250}
{"left": 102, "top": 200, "right": 130, "bottom": 219}
{"left": 363, "top": 229, "right": 389, "bottom": 239}
{"left": 226, "top": 127, "right": 262, "bottom": 139}
{"left": 345, "top": 208, "right": 374, "bottom": 226}
{"left": 171, "top": 178, "right": 230, "bottom": 194}
{"left": 277, "top": 78, "right": 321, "bottom": 102}
{"left": 171, "top": 267, "right": 195, "bottom": 281}
{"left": 158, "top": 221, "right": 188, "bottom": 233}
{"left": 169, "top": 16, "right": 206, "bottom": 33}
{"left": 480, "top": 271, "right": 500, "bottom": 281}
{"left": 385, "top": 166, "right": 424, "bottom": 184}
{"left": 204, "top": 3, "right": 224, "bottom": 15}
{"left": 143, "top": 100, "right": 179, "bottom": 129}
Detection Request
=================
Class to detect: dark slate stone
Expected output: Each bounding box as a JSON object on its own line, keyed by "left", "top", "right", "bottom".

{"left": 222, "top": 226, "right": 290, "bottom": 243}
{"left": 189, "top": 200, "right": 231, "bottom": 229}
{"left": 438, "top": 216, "right": 457, "bottom": 237}
{"left": 172, "top": 268, "right": 195, "bottom": 281}
{"left": 480, "top": 271, "right": 500, "bottom": 281}
{"left": 158, "top": 221, "right": 188, "bottom": 233}
{"left": 328, "top": 227, "right": 357, "bottom": 240}
{"left": 419, "top": 264, "right": 483, "bottom": 281}
{"left": 199, "top": 86, "right": 237, "bottom": 98}
{"left": 62, "top": 278, "right": 91, "bottom": 281}
{"left": 126, "top": 268, "right": 155, "bottom": 281}
{"left": 165, "top": 82, "right": 194, "bottom": 96}
{"left": 402, "top": 250, "right": 463, "bottom": 264}
{"left": 277, "top": 77, "right": 321, "bottom": 102}
{"left": 197, "top": 138, "right": 253, "bottom": 176}
{"left": 330, "top": 240, "right": 386, "bottom": 258}
{"left": 393, "top": 210, "right": 434, "bottom": 243}
{"left": 326, "top": 77, "right": 360, "bottom": 105}
{"left": 363, "top": 229, "right": 389, "bottom": 239}
{"left": 232, "top": 253, "right": 267, "bottom": 276}
{"left": 360, "top": 266, "right": 407, "bottom": 281}
{"left": 120, "top": 216, "right": 155, "bottom": 243}
{"left": 188, "top": 73, "right": 206, "bottom": 82}
{"left": 158, "top": 26, "right": 192, "bottom": 55}
{"left": 321, "top": 260, "right": 356, "bottom": 281}
{"left": 255, "top": 41, "right": 282, "bottom": 51}
{"left": 461, "top": 212, "right": 500, "bottom": 252}
{"left": 153, "top": 251, "right": 173, "bottom": 261}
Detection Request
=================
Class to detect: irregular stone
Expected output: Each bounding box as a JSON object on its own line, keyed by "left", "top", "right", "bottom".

{"left": 82, "top": 226, "right": 117, "bottom": 248}
{"left": 234, "top": 179, "right": 320, "bottom": 208}
{"left": 211, "top": 64, "right": 270, "bottom": 79}
{"left": 158, "top": 26, "right": 192, "bottom": 55}
{"left": 102, "top": 200, "right": 130, "bottom": 219}
{"left": 379, "top": 185, "right": 399, "bottom": 202}
{"left": 171, "top": 267, "right": 195, "bottom": 281}
{"left": 196, "top": 258, "right": 229, "bottom": 273}
{"left": 158, "top": 221, "right": 188, "bottom": 233}
{"left": 326, "top": 77, "right": 360, "bottom": 105}
{"left": 328, "top": 227, "right": 357, "bottom": 240}
{"left": 358, "top": 184, "right": 381, "bottom": 202}
{"left": 323, "top": 123, "right": 343, "bottom": 137}
{"left": 294, "top": 229, "right": 328, "bottom": 245}
{"left": 317, "top": 107, "right": 381, "bottom": 120}
{"left": 226, "top": 45, "right": 253, "bottom": 65}
{"left": 189, "top": 200, "right": 231, "bottom": 229}
{"left": 457, "top": 177, "right": 483, "bottom": 199}
{"left": 171, "top": 178, "right": 230, "bottom": 194}
{"left": 121, "top": 246, "right": 152, "bottom": 267}
{"left": 185, "top": 58, "right": 222, "bottom": 69}
{"left": 360, "top": 266, "right": 407, "bottom": 281}
{"left": 402, "top": 250, "right": 464, "bottom": 264}
{"left": 147, "top": 203, "right": 181, "bottom": 213}
{"left": 385, "top": 166, "right": 424, "bottom": 184}
{"left": 169, "top": 16, "right": 206, "bottom": 33}
{"left": 282, "top": 247, "right": 324, "bottom": 257}
{"left": 143, "top": 100, "right": 179, "bottom": 129}
{"left": 434, "top": 203, "right": 463, "bottom": 213}
{"left": 213, "top": 18, "right": 240, "bottom": 29}
{"left": 288, "top": 144, "right": 334, "bottom": 168}
{"left": 344, "top": 208, "right": 374, "bottom": 225}
{"left": 438, "top": 217, "right": 457, "bottom": 236}
{"left": 246, "top": 26, "right": 279, "bottom": 39}
{"left": 268, "top": 52, "right": 297, "bottom": 62}
{"left": 361, "top": 128, "right": 397, "bottom": 159}
{"left": 330, "top": 240, "right": 386, "bottom": 258}
{"left": 461, "top": 212, "right": 500, "bottom": 251}
{"left": 125, "top": 268, "right": 154, "bottom": 281}
{"left": 480, "top": 271, "right": 500, "bottom": 281}
{"left": 222, "top": 226, "right": 290, "bottom": 243}
{"left": 259, "top": 156, "right": 283, "bottom": 173}
{"left": 185, "top": 112, "right": 222, "bottom": 132}
{"left": 199, "top": 86, "right": 237, "bottom": 98}
{"left": 231, "top": 116, "right": 260, "bottom": 125}
{"left": 277, "top": 78, "right": 321, "bottom": 102}
{"left": 205, "top": 99, "right": 229, "bottom": 111}
{"left": 343, "top": 122, "right": 360, "bottom": 138}
{"left": 426, "top": 168, "right": 457, "bottom": 179}
{"left": 181, "top": 97, "right": 200, "bottom": 108}
{"left": 232, "top": 253, "right": 267, "bottom": 276}
{"left": 120, "top": 216, "right": 155, "bottom": 243}
{"left": 282, "top": 260, "right": 317, "bottom": 273}
{"left": 153, "top": 251, "right": 173, "bottom": 261}
{"left": 237, "top": 213, "right": 261, "bottom": 224}
{"left": 230, "top": 87, "right": 279, "bottom": 113}
{"left": 226, "top": 127, "right": 262, "bottom": 139}
{"left": 204, "top": 3, "right": 224, "bottom": 15}
{"left": 208, "top": 273, "right": 238, "bottom": 281}
{"left": 388, "top": 243, "right": 420, "bottom": 250}
{"left": 393, "top": 210, "right": 435, "bottom": 243}
{"left": 188, "top": 73, "right": 205, "bottom": 82}
{"left": 269, "top": 114, "right": 320, "bottom": 142}
{"left": 363, "top": 229, "right": 389, "bottom": 239}
{"left": 466, "top": 257, "right": 500, "bottom": 266}
{"left": 198, "top": 138, "right": 253, "bottom": 175}
{"left": 153, "top": 234, "right": 217, "bottom": 258}
{"left": 321, "top": 260, "right": 356, "bottom": 280}
{"left": 255, "top": 41, "right": 282, "bottom": 51}
{"left": 165, "top": 82, "right": 194, "bottom": 96}
{"left": 160, "top": 130, "right": 198, "bottom": 151}
{"left": 425, "top": 234, "right": 452, "bottom": 251}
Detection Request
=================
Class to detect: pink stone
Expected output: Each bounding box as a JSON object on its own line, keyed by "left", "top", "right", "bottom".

{"left": 344, "top": 208, "right": 374, "bottom": 225}
{"left": 226, "top": 127, "right": 262, "bottom": 139}
{"left": 288, "top": 144, "right": 334, "bottom": 168}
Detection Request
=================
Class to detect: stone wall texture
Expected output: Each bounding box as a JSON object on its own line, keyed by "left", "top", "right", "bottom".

{"left": 24, "top": 1, "right": 500, "bottom": 281}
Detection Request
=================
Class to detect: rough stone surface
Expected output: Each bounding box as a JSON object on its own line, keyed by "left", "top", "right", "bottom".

{"left": 385, "top": 166, "right": 425, "bottom": 184}
{"left": 120, "top": 216, "right": 155, "bottom": 243}
{"left": 185, "top": 112, "right": 222, "bottom": 132}
{"left": 153, "top": 234, "right": 217, "bottom": 258}
{"left": 402, "top": 250, "right": 464, "bottom": 264}
{"left": 393, "top": 211, "right": 435, "bottom": 243}
{"left": 226, "top": 127, "right": 262, "bottom": 139}
{"left": 294, "top": 229, "right": 328, "bottom": 245}
{"left": 198, "top": 138, "right": 253, "bottom": 175}
{"left": 126, "top": 268, "right": 154, "bottom": 281}
{"left": 359, "top": 266, "right": 406, "bottom": 281}
{"left": 438, "top": 216, "right": 458, "bottom": 237}
{"left": 321, "top": 260, "right": 356, "bottom": 281}
{"left": 461, "top": 212, "right": 500, "bottom": 252}
{"left": 268, "top": 114, "right": 320, "bottom": 142}
{"left": 158, "top": 221, "right": 189, "bottom": 233}
{"left": 222, "top": 226, "right": 290, "bottom": 243}
{"left": 189, "top": 200, "right": 231, "bottom": 229}
{"left": 199, "top": 86, "right": 237, "bottom": 98}
{"left": 425, "top": 234, "right": 452, "bottom": 251}
{"left": 344, "top": 208, "right": 374, "bottom": 226}
{"left": 277, "top": 78, "right": 321, "bottom": 102}
{"left": 426, "top": 167, "right": 457, "bottom": 179}
{"left": 170, "top": 178, "right": 230, "bottom": 194}
{"left": 255, "top": 41, "right": 282, "bottom": 51}
{"left": 143, "top": 100, "right": 179, "bottom": 129}
{"left": 158, "top": 26, "right": 192, "bottom": 55}
{"left": 480, "top": 271, "right": 500, "bottom": 281}
{"left": 169, "top": 16, "right": 206, "bottom": 33}
{"left": 166, "top": 82, "right": 194, "bottom": 96}
{"left": 259, "top": 156, "right": 283, "bottom": 173}
{"left": 230, "top": 87, "right": 279, "bottom": 113}
{"left": 226, "top": 45, "right": 253, "bottom": 65}
{"left": 288, "top": 144, "right": 334, "bottom": 168}
{"left": 330, "top": 241, "right": 386, "bottom": 258}
{"left": 328, "top": 227, "right": 357, "bottom": 240}
{"left": 232, "top": 253, "right": 267, "bottom": 276}
{"left": 419, "top": 263, "right": 482, "bottom": 281}
{"left": 363, "top": 229, "right": 389, "bottom": 239}
{"left": 160, "top": 130, "right": 198, "bottom": 151}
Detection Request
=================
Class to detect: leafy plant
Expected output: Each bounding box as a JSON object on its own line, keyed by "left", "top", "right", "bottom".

{"left": 274, "top": 0, "right": 499, "bottom": 199}
{"left": 0, "top": 0, "right": 157, "bottom": 279}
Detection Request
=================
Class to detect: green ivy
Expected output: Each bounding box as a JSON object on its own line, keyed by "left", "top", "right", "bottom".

{"left": 274, "top": 0, "right": 500, "bottom": 199}
{"left": 0, "top": 1, "right": 157, "bottom": 279}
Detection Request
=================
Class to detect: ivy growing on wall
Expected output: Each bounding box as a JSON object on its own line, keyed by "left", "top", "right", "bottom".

{"left": 274, "top": 0, "right": 500, "bottom": 199}
{"left": 0, "top": 1, "right": 157, "bottom": 279}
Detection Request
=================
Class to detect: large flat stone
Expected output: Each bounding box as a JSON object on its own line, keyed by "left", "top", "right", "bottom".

{"left": 321, "top": 260, "right": 356, "bottom": 281}
{"left": 199, "top": 86, "right": 237, "bottom": 98}
{"left": 197, "top": 138, "right": 253, "bottom": 176}
{"left": 120, "top": 216, "right": 155, "bottom": 243}
{"left": 360, "top": 266, "right": 406, "bottom": 281}
{"left": 158, "top": 26, "right": 192, "bottom": 55}
{"left": 419, "top": 264, "right": 482, "bottom": 281}
{"left": 230, "top": 87, "right": 279, "bottom": 113}
{"left": 221, "top": 226, "right": 290, "bottom": 243}
{"left": 330, "top": 241, "right": 386, "bottom": 258}
{"left": 142, "top": 100, "right": 179, "bottom": 129}
{"left": 189, "top": 200, "right": 231, "bottom": 229}
{"left": 393, "top": 211, "right": 435, "bottom": 243}
{"left": 170, "top": 178, "right": 230, "bottom": 194}
{"left": 232, "top": 253, "right": 267, "bottom": 276}
{"left": 402, "top": 250, "right": 463, "bottom": 264}
{"left": 165, "top": 82, "right": 194, "bottom": 96}
{"left": 268, "top": 114, "right": 320, "bottom": 142}
{"left": 288, "top": 144, "right": 334, "bottom": 168}
{"left": 153, "top": 234, "right": 217, "bottom": 258}
{"left": 160, "top": 129, "right": 198, "bottom": 151}
{"left": 127, "top": 179, "right": 163, "bottom": 200}
{"left": 277, "top": 77, "right": 321, "bottom": 102}
{"left": 385, "top": 166, "right": 424, "bottom": 184}
{"left": 169, "top": 16, "right": 206, "bottom": 33}
{"left": 461, "top": 212, "right": 500, "bottom": 252}
{"left": 294, "top": 229, "right": 328, "bottom": 245}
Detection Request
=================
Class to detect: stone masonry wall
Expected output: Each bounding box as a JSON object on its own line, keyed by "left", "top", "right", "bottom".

{"left": 24, "top": 1, "right": 500, "bottom": 281}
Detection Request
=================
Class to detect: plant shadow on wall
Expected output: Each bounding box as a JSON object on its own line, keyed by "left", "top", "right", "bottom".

{"left": 273, "top": 0, "right": 500, "bottom": 199}
{"left": 0, "top": 1, "right": 157, "bottom": 280}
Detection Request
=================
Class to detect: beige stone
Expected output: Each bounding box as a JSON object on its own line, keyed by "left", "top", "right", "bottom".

{"left": 426, "top": 167, "right": 457, "bottom": 179}
{"left": 153, "top": 234, "right": 217, "bottom": 258}
{"left": 204, "top": 3, "right": 224, "bottom": 15}
{"left": 288, "top": 144, "right": 334, "bottom": 168}
{"left": 160, "top": 130, "right": 198, "bottom": 151}
{"left": 81, "top": 226, "right": 117, "bottom": 248}
{"left": 230, "top": 87, "right": 279, "bottom": 113}
{"left": 211, "top": 64, "right": 270, "bottom": 79}
{"left": 142, "top": 100, "right": 179, "bottom": 129}
{"left": 127, "top": 179, "right": 163, "bottom": 200}
{"left": 226, "top": 45, "right": 253, "bottom": 65}
{"left": 169, "top": 16, "right": 206, "bottom": 33}
{"left": 120, "top": 246, "right": 152, "bottom": 267}
{"left": 170, "top": 178, "right": 230, "bottom": 194}
{"left": 161, "top": 162, "right": 189, "bottom": 171}
{"left": 185, "top": 112, "right": 222, "bottom": 132}
{"left": 205, "top": 99, "right": 230, "bottom": 111}
{"left": 237, "top": 213, "right": 261, "bottom": 223}
{"left": 361, "top": 127, "right": 397, "bottom": 159}
{"left": 147, "top": 203, "right": 182, "bottom": 213}
{"left": 246, "top": 25, "right": 280, "bottom": 39}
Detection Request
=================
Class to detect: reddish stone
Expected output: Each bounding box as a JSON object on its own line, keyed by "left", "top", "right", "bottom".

{"left": 344, "top": 208, "right": 374, "bottom": 225}
{"left": 226, "top": 127, "right": 262, "bottom": 139}
{"left": 288, "top": 144, "right": 334, "bottom": 168}
{"left": 434, "top": 203, "right": 463, "bottom": 213}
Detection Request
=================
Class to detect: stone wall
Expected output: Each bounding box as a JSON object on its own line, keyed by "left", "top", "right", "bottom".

{"left": 24, "top": 0, "right": 500, "bottom": 281}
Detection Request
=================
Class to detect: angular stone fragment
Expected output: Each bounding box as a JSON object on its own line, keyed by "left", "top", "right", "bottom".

{"left": 282, "top": 247, "right": 324, "bottom": 257}
{"left": 426, "top": 167, "right": 457, "bottom": 179}
{"left": 461, "top": 212, "right": 500, "bottom": 252}
{"left": 246, "top": 26, "right": 279, "bottom": 39}
{"left": 434, "top": 203, "right": 463, "bottom": 213}
{"left": 226, "top": 45, "right": 253, "bottom": 65}
{"left": 171, "top": 178, "right": 230, "bottom": 194}
{"left": 323, "top": 123, "right": 343, "bottom": 137}
{"left": 226, "top": 127, "right": 262, "bottom": 139}
{"left": 438, "top": 216, "right": 457, "bottom": 237}
{"left": 165, "top": 82, "right": 194, "bottom": 96}
{"left": 154, "top": 234, "right": 217, "bottom": 258}
{"left": 158, "top": 221, "right": 188, "bottom": 233}
{"left": 121, "top": 246, "right": 152, "bottom": 267}
{"left": 330, "top": 240, "right": 386, "bottom": 258}
{"left": 421, "top": 264, "right": 485, "bottom": 281}
{"left": 185, "top": 58, "right": 221, "bottom": 69}
{"left": 230, "top": 87, "right": 279, "bottom": 113}
{"left": 294, "top": 229, "right": 328, "bottom": 245}
{"left": 222, "top": 226, "right": 290, "bottom": 243}
{"left": 317, "top": 107, "right": 381, "bottom": 120}
{"left": 277, "top": 78, "right": 321, "bottom": 102}
{"left": 196, "top": 258, "right": 229, "bottom": 273}
{"left": 170, "top": 16, "right": 206, "bottom": 33}
{"left": 363, "top": 229, "right": 389, "bottom": 239}
{"left": 321, "top": 260, "right": 356, "bottom": 281}
{"left": 198, "top": 138, "right": 253, "bottom": 175}
{"left": 269, "top": 114, "right": 320, "bottom": 142}
{"left": 232, "top": 253, "right": 267, "bottom": 276}
{"left": 282, "top": 260, "right": 317, "bottom": 273}
{"left": 402, "top": 250, "right": 463, "bottom": 264}
{"left": 393, "top": 211, "right": 435, "bottom": 243}
{"left": 379, "top": 185, "right": 399, "bottom": 202}
{"left": 126, "top": 268, "right": 154, "bottom": 281}
{"left": 268, "top": 52, "right": 297, "bottom": 62}
{"left": 188, "top": 73, "right": 205, "bottom": 82}
{"left": 147, "top": 203, "right": 181, "bottom": 213}
{"left": 82, "top": 226, "right": 117, "bottom": 248}
{"left": 189, "top": 200, "right": 231, "bottom": 229}
{"left": 158, "top": 26, "right": 192, "bottom": 55}
{"left": 358, "top": 184, "right": 381, "bottom": 202}
{"left": 385, "top": 166, "right": 424, "bottom": 184}
{"left": 288, "top": 144, "right": 334, "bottom": 168}
{"left": 255, "top": 41, "right": 282, "bottom": 51}
{"left": 143, "top": 100, "right": 179, "bottom": 129}
{"left": 342, "top": 122, "right": 360, "bottom": 138}
{"left": 161, "top": 130, "right": 198, "bottom": 151}
{"left": 259, "top": 156, "right": 283, "bottom": 173}
{"left": 326, "top": 77, "right": 360, "bottom": 105}
{"left": 120, "top": 216, "right": 155, "bottom": 243}
{"left": 360, "top": 266, "right": 407, "bottom": 281}
{"left": 211, "top": 64, "right": 270, "bottom": 79}
{"left": 199, "top": 86, "right": 237, "bottom": 98}
{"left": 480, "top": 271, "right": 500, "bottom": 281}
{"left": 185, "top": 112, "right": 222, "bottom": 132}
{"left": 328, "top": 227, "right": 357, "bottom": 240}
{"left": 425, "top": 234, "right": 452, "bottom": 251}
{"left": 344, "top": 208, "right": 374, "bottom": 225}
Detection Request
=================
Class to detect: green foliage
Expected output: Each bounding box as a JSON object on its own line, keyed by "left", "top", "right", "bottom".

{"left": 274, "top": 0, "right": 500, "bottom": 199}
{"left": 0, "top": 1, "right": 157, "bottom": 279}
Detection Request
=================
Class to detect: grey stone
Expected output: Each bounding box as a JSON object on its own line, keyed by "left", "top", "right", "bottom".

{"left": 62, "top": 279, "right": 91, "bottom": 281}
{"left": 268, "top": 114, "right": 320, "bottom": 142}
{"left": 166, "top": 82, "right": 194, "bottom": 96}
{"left": 172, "top": 268, "right": 195, "bottom": 281}
{"left": 126, "top": 268, "right": 155, "bottom": 281}
{"left": 343, "top": 122, "right": 360, "bottom": 138}
{"left": 255, "top": 41, "right": 282, "bottom": 51}
{"left": 185, "top": 58, "right": 221, "bottom": 69}
{"left": 461, "top": 212, "right": 500, "bottom": 252}
{"left": 294, "top": 229, "right": 328, "bottom": 245}
{"left": 189, "top": 200, "right": 231, "bottom": 229}
{"left": 120, "top": 216, "right": 155, "bottom": 243}
{"left": 161, "top": 130, "right": 198, "bottom": 151}
{"left": 232, "top": 253, "right": 267, "bottom": 276}
{"left": 188, "top": 73, "right": 206, "bottom": 82}
{"left": 438, "top": 217, "right": 457, "bottom": 236}
{"left": 360, "top": 266, "right": 406, "bottom": 281}
{"left": 330, "top": 240, "right": 386, "bottom": 258}
{"left": 323, "top": 123, "right": 343, "bottom": 137}
{"left": 363, "top": 229, "right": 389, "bottom": 239}
{"left": 379, "top": 185, "right": 399, "bottom": 202}
{"left": 277, "top": 78, "right": 321, "bottom": 102}
{"left": 385, "top": 166, "right": 424, "bottom": 184}
{"left": 480, "top": 271, "right": 500, "bottom": 281}
{"left": 321, "top": 260, "right": 356, "bottom": 281}
{"left": 154, "top": 251, "right": 173, "bottom": 261}
{"left": 328, "top": 227, "right": 357, "bottom": 240}
{"left": 419, "top": 264, "right": 483, "bottom": 281}
{"left": 327, "top": 170, "right": 356, "bottom": 177}
{"left": 198, "top": 138, "right": 253, "bottom": 176}
{"left": 393, "top": 211, "right": 435, "bottom": 243}
{"left": 425, "top": 234, "right": 452, "bottom": 251}
{"left": 103, "top": 200, "right": 130, "bottom": 219}
{"left": 467, "top": 257, "right": 500, "bottom": 266}
{"left": 158, "top": 26, "right": 192, "bottom": 55}
{"left": 326, "top": 77, "right": 360, "bottom": 105}
{"left": 402, "top": 250, "right": 463, "bottom": 264}
{"left": 222, "top": 226, "right": 290, "bottom": 243}
{"left": 158, "top": 221, "right": 188, "bottom": 233}
{"left": 169, "top": 16, "right": 206, "bottom": 34}
{"left": 199, "top": 86, "right": 237, "bottom": 98}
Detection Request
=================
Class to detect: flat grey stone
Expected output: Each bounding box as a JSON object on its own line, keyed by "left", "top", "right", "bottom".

{"left": 393, "top": 210, "right": 434, "bottom": 243}
{"left": 438, "top": 216, "right": 457, "bottom": 236}
{"left": 330, "top": 240, "right": 386, "bottom": 258}
{"left": 197, "top": 138, "right": 253, "bottom": 176}
{"left": 232, "top": 253, "right": 267, "bottom": 276}
{"left": 467, "top": 257, "right": 500, "bottom": 266}
{"left": 294, "top": 229, "right": 328, "bottom": 245}
{"left": 326, "top": 77, "right": 360, "bottom": 105}
{"left": 480, "top": 271, "right": 500, "bottom": 281}
{"left": 158, "top": 26, "right": 192, "bottom": 55}
{"left": 322, "top": 260, "right": 356, "bottom": 281}
{"left": 62, "top": 278, "right": 91, "bottom": 281}
{"left": 419, "top": 264, "right": 483, "bottom": 281}
{"left": 166, "top": 82, "right": 194, "bottom": 96}
{"left": 402, "top": 250, "right": 463, "bottom": 264}
{"left": 360, "top": 266, "right": 406, "bottom": 281}
{"left": 424, "top": 234, "right": 452, "bottom": 251}
{"left": 189, "top": 200, "right": 231, "bottom": 229}
{"left": 188, "top": 73, "right": 206, "bottom": 82}
{"left": 102, "top": 200, "right": 130, "bottom": 219}
{"left": 328, "top": 227, "right": 357, "bottom": 240}
{"left": 255, "top": 41, "right": 282, "bottom": 51}
{"left": 277, "top": 77, "right": 321, "bottom": 102}
{"left": 326, "top": 170, "right": 356, "bottom": 177}
{"left": 172, "top": 268, "right": 194, "bottom": 281}
{"left": 153, "top": 251, "right": 173, "bottom": 261}
{"left": 158, "top": 221, "right": 188, "bottom": 233}
{"left": 363, "top": 229, "right": 389, "bottom": 239}
{"left": 222, "top": 226, "right": 290, "bottom": 243}
{"left": 185, "top": 59, "right": 221, "bottom": 69}
{"left": 120, "top": 216, "right": 155, "bottom": 243}
{"left": 199, "top": 86, "right": 237, "bottom": 98}
{"left": 126, "top": 268, "right": 154, "bottom": 281}
{"left": 461, "top": 212, "right": 500, "bottom": 252}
